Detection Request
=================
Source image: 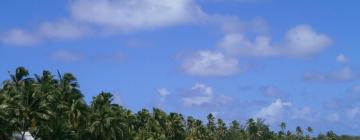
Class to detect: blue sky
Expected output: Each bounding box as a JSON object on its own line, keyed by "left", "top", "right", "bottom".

{"left": 1, "top": 0, "right": 360, "bottom": 135}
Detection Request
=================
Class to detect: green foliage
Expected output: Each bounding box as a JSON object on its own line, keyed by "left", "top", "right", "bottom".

{"left": 0, "top": 67, "right": 359, "bottom": 140}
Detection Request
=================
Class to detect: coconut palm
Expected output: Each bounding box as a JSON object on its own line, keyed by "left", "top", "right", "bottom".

{"left": 0, "top": 108, "right": 12, "bottom": 140}
{"left": 224, "top": 120, "right": 244, "bottom": 140}
{"left": 296, "top": 126, "right": 303, "bottom": 139}
{"left": 87, "top": 92, "right": 123, "bottom": 140}
{"left": 326, "top": 130, "right": 337, "bottom": 140}
{"left": 216, "top": 118, "right": 227, "bottom": 139}
{"left": 306, "top": 126, "right": 313, "bottom": 140}
{"left": 206, "top": 113, "right": 216, "bottom": 139}
{"left": 167, "top": 112, "right": 186, "bottom": 140}
{"left": 1, "top": 67, "right": 358, "bottom": 140}
{"left": 278, "top": 122, "right": 286, "bottom": 139}
{"left": 247, "top": 118, "right": 258, "bottom": 140}
{"left": 1, "top": 67, "right": 53, "bottom": 140}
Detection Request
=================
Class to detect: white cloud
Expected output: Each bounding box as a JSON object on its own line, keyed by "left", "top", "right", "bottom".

{"left": 1, "top": 20, "right": 90, "bottom": 46}
{"left": 219, "top": 25, "right": 332, "bottom": 57}
{"left": 181, "top": 83, "right": 233, "bottom": 107}
{"left": 1, "top": 29, "right": 40, "bottom": 46}
{"left": 181, "top": 50, "right": 239, "bottom": 77}
{"left": 38, "top": 19, "right": 90, "bottom": 39}
{"left": 2, "top": 0, "right": 206, "bottom": 46}
{"left": 336, "top": 54, "right": 349, "bottom": 63}
{"left": 158, "top": 88, "right": 170, "bottom": 97}
{"left": 182, "top": 83, "right": 214, "bottom": 107}
{"left": 255, "top": 99, "right": 292, "bottom": 124}
{"left": 329, "top": 66, "right": 357, "bottom": 81}
{"left": 304, "top": 66, "right": 358, "bottom": 82}
{"left": 70, "top": 0, "right": 205, "bottom": 31}
{"left": 157, "top": 88, "right": 170, "bottom": 107}
{"left": 213, "top": 15, "right": 268, "bottom": 34}
{"left": 51, "top": 50, "right": 84, "bottom": 62}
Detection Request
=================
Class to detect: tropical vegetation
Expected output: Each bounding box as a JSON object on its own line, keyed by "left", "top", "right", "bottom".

{"left": 0, "top": 67, "right": 359, "bottom": 140}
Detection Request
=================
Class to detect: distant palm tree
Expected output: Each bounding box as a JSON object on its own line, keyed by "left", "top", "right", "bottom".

{"left": 296, "top": 126, "right": 303, "bottom": 139}
{"left": 206, "top": 113, "right": 216, "bottom": 139}
{"left": 247, "top": 118, "right": 258, "bottom": 140}
{"left": 306, "top": 126, "right": 313, "bottom": 140}
{"left": 216, "top": 118, "right": 227, "bottom": 139}
{"left": 278, "top": 122, "right": 286, "bottom": 139}
{"left": 167, "top": 112, "right": 186, "bottom": 140}
{"left": 280, "top": 122, "right": 286, "bottom": 132}
{"left": 224, "top": 120, "right": 244, "bottom": 140}
{"left": 326, "top": 130, "right": 337, "bottom": 140}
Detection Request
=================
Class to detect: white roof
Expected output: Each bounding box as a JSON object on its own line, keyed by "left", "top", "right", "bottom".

{"left": 12, "top": 131, "right": 34, "bottom": 140}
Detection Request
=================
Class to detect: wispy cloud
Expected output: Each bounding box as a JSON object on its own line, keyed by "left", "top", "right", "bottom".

{"left": 182, "top": 83, "right": 215, "bottom": 107}
{"left": 304, "top": 66, "right": 358, "bottom": 82}
{"left": 1, "top": 29, "right": 40, "bottom": 46}
{"left": 254, "top": 99, "right": 292, "bottom": 124}
{"left": 1, "top": 20, "right": 90, "bottom": 46}
{"left": 178, "top": 83, "right": 233, "bottom": 107}
{"left": 38, "top": 19, "right": 91, "bottom": 40}
{"left": 70, "top": 0, "right": 206, "bottom": 31}
{"left": 219, "top": 25, "right": 332, "bottom": 58}
{"left": 181, "top": 50, "right": 240, "bottom": 77}
{"left": 1, "top": 0, "right": 206, "bottom": 46}
{"left": 51, "top": 50, "right": 84, "bottom": 63}
{"left": 336, "top": 54, "right": 349, "bottom": 64}
{"left": 51, "top": 50, "right": 126, "bottom": 63}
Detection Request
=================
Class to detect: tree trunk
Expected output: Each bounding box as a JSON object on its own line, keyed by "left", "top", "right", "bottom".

{"left": 21, "top": 131, "right": 25, "bottom": 140}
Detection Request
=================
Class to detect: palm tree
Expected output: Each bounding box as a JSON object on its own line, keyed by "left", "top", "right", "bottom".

{"left": 224, "top": 120, "right": 244, "bottom": 140}
{"left": 87, "top": 92, "right": 123, "bottom": 140}
{"left": 152, "top": 108, "right": 167, "bottom": 139}
{"left": 185, "top": 116, "right": 206, "bottom": 140}
{"left": 296, "top": 126, "right": 303, "bottom": 139}
{"left": 135, "top": 108, "right": 153, "bottom": 139}
{"left": 286, "top": 130, "right": 293, "bottom": 139}
{"left": 216, "top": 118, "right": 227, "bottom": 139}
{"left": 0, "top": 85, "right": 13, "bottom": 140}
{"left": 0, "top": 108, "right": 12, "bottom": 140}
{"left": 254, "top": 118, "right": 273, "bottom": 139}
{"left": 206, "top": 113, "right": 216, "bottom": 139}
{"left": 326, "top": 130, "right": 337, "bottom": 140}
{"left": 280, "top": 122, "right": 286, "bottom": 132}
{"left": 247, "top": 118, "right": 258, "bottom": 140}
{"left": 306, "top": 126, "right": 313, "bottom": 140}
{"left": 67, "top": 99, "right": 88, "bottom": 139}
{"left": 33, "top": 70, "right": 70, "bottom": 139}
{"left": 2, "top": 67, "right": 53, "bottom": 140}
{"left": 278, "top": 122, "right": 286, "bottom": 139}
{"left": 167, "top": 112, "right": 186, "bottom": 140}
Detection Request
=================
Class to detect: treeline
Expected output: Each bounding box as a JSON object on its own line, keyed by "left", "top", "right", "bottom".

{"left": 0, "top": 67, "right": 359, "bottom": 140}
